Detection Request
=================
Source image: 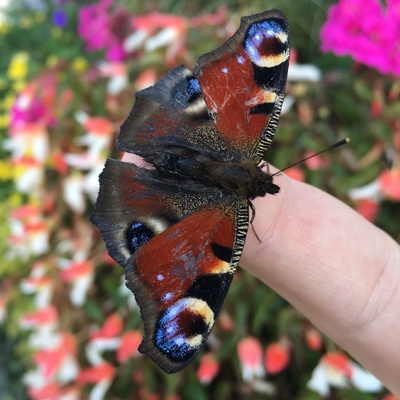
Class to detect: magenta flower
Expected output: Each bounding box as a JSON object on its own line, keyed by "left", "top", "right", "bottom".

{"left": 77, "top": 0, "right": 132, "bottom": 61}
{"left": 320, "top": 0, "right": 400, "bottom": 76}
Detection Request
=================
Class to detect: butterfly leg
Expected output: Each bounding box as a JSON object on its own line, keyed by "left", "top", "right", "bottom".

{"left": 249, "top": 200, "right": 262, "bottom": 243}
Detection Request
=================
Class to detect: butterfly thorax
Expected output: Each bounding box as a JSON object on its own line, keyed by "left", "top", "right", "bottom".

{"left": 200, "top": 161, "right": 280, "bottom": 200}
{"left": 149, "top": 151, "right": 280, "bottom": 200}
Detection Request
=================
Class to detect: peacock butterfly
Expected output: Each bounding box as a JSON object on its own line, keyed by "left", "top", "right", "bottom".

{"left": 91, "top": 9, "right": 290, "bottom": 373}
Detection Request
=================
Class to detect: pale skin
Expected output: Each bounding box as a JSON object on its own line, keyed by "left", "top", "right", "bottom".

{"left": 123, "top": 154, "right": 400, "bottom": 395}
{"left": 242, "top": 169, "right": 400, "bottom": 396}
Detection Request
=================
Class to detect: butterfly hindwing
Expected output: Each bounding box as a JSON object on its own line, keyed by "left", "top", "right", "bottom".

{"left": 91, "top": 159, "right": 248, "bottom": 373}
{"left": 127, "top": 204, "right": 248, "bottom": 373}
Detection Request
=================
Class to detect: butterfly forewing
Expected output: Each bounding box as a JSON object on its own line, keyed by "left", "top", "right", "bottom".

{"left": 194, "top": 9, "right": 290, "bottom": 162}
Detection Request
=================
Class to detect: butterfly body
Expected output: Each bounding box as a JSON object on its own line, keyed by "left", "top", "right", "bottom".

{"left": 91, "top": 9, "right": 290, "bottom": 373}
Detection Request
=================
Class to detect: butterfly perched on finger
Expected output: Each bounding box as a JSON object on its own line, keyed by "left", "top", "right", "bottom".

{"left": 91, "top": 9, "right": 290, "bottom": 373}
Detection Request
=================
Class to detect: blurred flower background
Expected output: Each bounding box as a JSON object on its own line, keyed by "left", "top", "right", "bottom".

{"left": 0, "top": 0, "right": 399, "bottom": 399}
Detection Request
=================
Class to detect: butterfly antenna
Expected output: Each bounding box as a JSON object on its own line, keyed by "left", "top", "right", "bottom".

{"left": 272, "top": 138, "right": 350, "bottom": 176}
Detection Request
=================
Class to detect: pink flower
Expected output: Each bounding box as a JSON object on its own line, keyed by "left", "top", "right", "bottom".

{"left": 383, "top": 395, "right": 399, "bottom": 400}
{"left": 20, "top": 306, "right": 58, "bottom": 329}
{"left": 86, "top": 314, "right": 122, "bottom": 366}
{"left": 59, "top": 260, "right": 93, "bottom": 306}
{"left": 78, "top": 0, "right": 132, "bottom": 61}
{"left": 285, "top": 167, "right": 304, "bottom": 182}
{"left": 12, "top": 156, "right": 44, "bottom": 194}
{"left": 91, "top": 313, "right": 123, "bottom": 340}
{"left": 134, "top": 69, "right": 158, "bottom": 91}
{"left": 354, "top": 199, "right": 380, "bottom": 222}
{"left": 197, "top": 353, "right": 220, "bottom": 384}
{"left": 320, "top": 0, "right": 400, "bottom": 76}
{"left": 33, "top": 332, "right": 78, "bottom": 382}
{"left": 237, "top": 337, "right": 265, "bottom": 381}
{"left": 10, "top": 75, "right": 57, "bottom": 131}
{"left": 116, "top": 330, "right": 142, "bottom": 363}
{"left": 304, "top": 328, "right": 323, "bottom": 351}
{"left": 9, "top": 204, "right": 50, "bottom": 256}
{"left": 0, "top": 296, "right": 6, "bottom": 323}
{"left": 98, "top": 61, "right": 128, "bottom": 94}
{"left": 5, "top": 124, "right": 49, "bottom": 164}
{"left": 20, "top": 262, "right": 53, "bottom": 308}
{"left": 77, "top": 363, "right": 115, "bottom": 400}
{"left": 27, "top": 382, "right": 62, "bottom": 400}
{"left": 124, "top": 13, "right": 188, "bottom": 65}
{"left": 307, "top": 352, "right": 382, "bottom": 396}
{"left": 379, "top": 168, "right": 400, "bottom": 200}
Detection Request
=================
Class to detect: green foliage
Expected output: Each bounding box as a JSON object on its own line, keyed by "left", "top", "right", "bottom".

{"left": 0, "top": 0, "right": 398, "bottom": 399}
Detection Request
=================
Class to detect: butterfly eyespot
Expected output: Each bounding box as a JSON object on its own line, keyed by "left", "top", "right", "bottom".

{"left": 155, "top": 298, "right": 214, "bottom": 361}
{"left": 126, "top": 221, "right": 154, "bottom": 254}
{"left": 186, "top": 77, "right": 201, "bottom": 99}
{"left": 244, "top": 19, "right": 289, "bottom": 68}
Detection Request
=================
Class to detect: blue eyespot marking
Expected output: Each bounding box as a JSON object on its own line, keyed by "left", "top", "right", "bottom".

{"left": 126, "top": 221, "right": 152, "bottom": 254}
{"left": 187, "top": 77, "right": 201, "bottom": 97}
{"left": 155, "top": 300, "right": 192, "bottom": 360}
{"left": 154, "top": 298, "right": 210, "bottom": 361}
{"left": 244, "top": 19, "right": 287, "bottom": 66}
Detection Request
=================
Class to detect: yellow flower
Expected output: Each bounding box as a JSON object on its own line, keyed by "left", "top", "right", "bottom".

{"left": 8, "top": 193, "right": 22, "bottom": 208}
{"left": 20, "top": 17, "right": 33, "bottom": 29}
{"left": 3, "top": 93, "right": 16, "bottom": 110}
{"left": 71, "top": 57, "right": 88, "bottom": 73}
{"left": 47, "top": 55, "right": 59, "bottom": 68}
{"left": 52, "top": 27, "right": 62, "bottom": 39}
{"left": 12, "top": 81, "right": 26, "bottom": 93}
{"left": 8, "top": 52, "right": 29, "bottom": 81}
{"left": 0, "top": 114, "right": 10, "bottom": 129}
{"left": 0, "top": 160, "right": 13, "bottom": 181}
{"left": 0, "top": 21, "right": 10, "bottom": 34}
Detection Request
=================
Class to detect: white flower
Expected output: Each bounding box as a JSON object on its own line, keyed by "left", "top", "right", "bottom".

{"left": 351, "top": 362, "right": 382, "bottom": 392}
{"left": 288, "top": 63, "right": 322, "bottom": 82}
{"left": 348, "top": 179, "right": 382, "bottom": 201}
{"left": 307, "top": 353, "right": 383, "bottom": 396}
{"left": 63, "top": 174, "right": 86, "bottom": 214}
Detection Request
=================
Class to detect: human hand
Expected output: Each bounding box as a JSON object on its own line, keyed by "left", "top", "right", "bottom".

{"left": 121, "top": 153, "right": 400, "bottom": 395}
{"left": 241, "top": 168, "right": 400, "bottom": 396}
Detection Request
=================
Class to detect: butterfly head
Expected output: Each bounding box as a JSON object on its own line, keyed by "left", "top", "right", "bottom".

{"left": 201, "top": 161, "right": 279, "bottom": 200}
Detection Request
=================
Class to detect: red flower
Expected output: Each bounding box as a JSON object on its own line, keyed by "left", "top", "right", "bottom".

{"left": 197, "top": 353, "right": 220, "bottom": 384}
{"left": 285, "top": 167, "right": 304, "bottom": 182}
{"left": 305, "top": 328, "right": 323, "bottom": 351}
{"left": 90, "top": 313, "right": 123, "bottom": 340}
{"left": 264, "top": 340, "right": 290, "bottom": 374}
{"left": 77, "top": 362, "right": 115, "bottom": 384}
{"left": 383, "top": 395, "right": 399, "bottom": 400}
{"left": 379, "top": 169, "right": 400, "bottom": 200}
{"left": 117, "top": 330, "right": 142, "bottom": 363}
{"left": 355, "top": 199, "right": 380, "bottom": 221}
{"left": 28, "top": 382, "right": 62, "bottom": 400}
